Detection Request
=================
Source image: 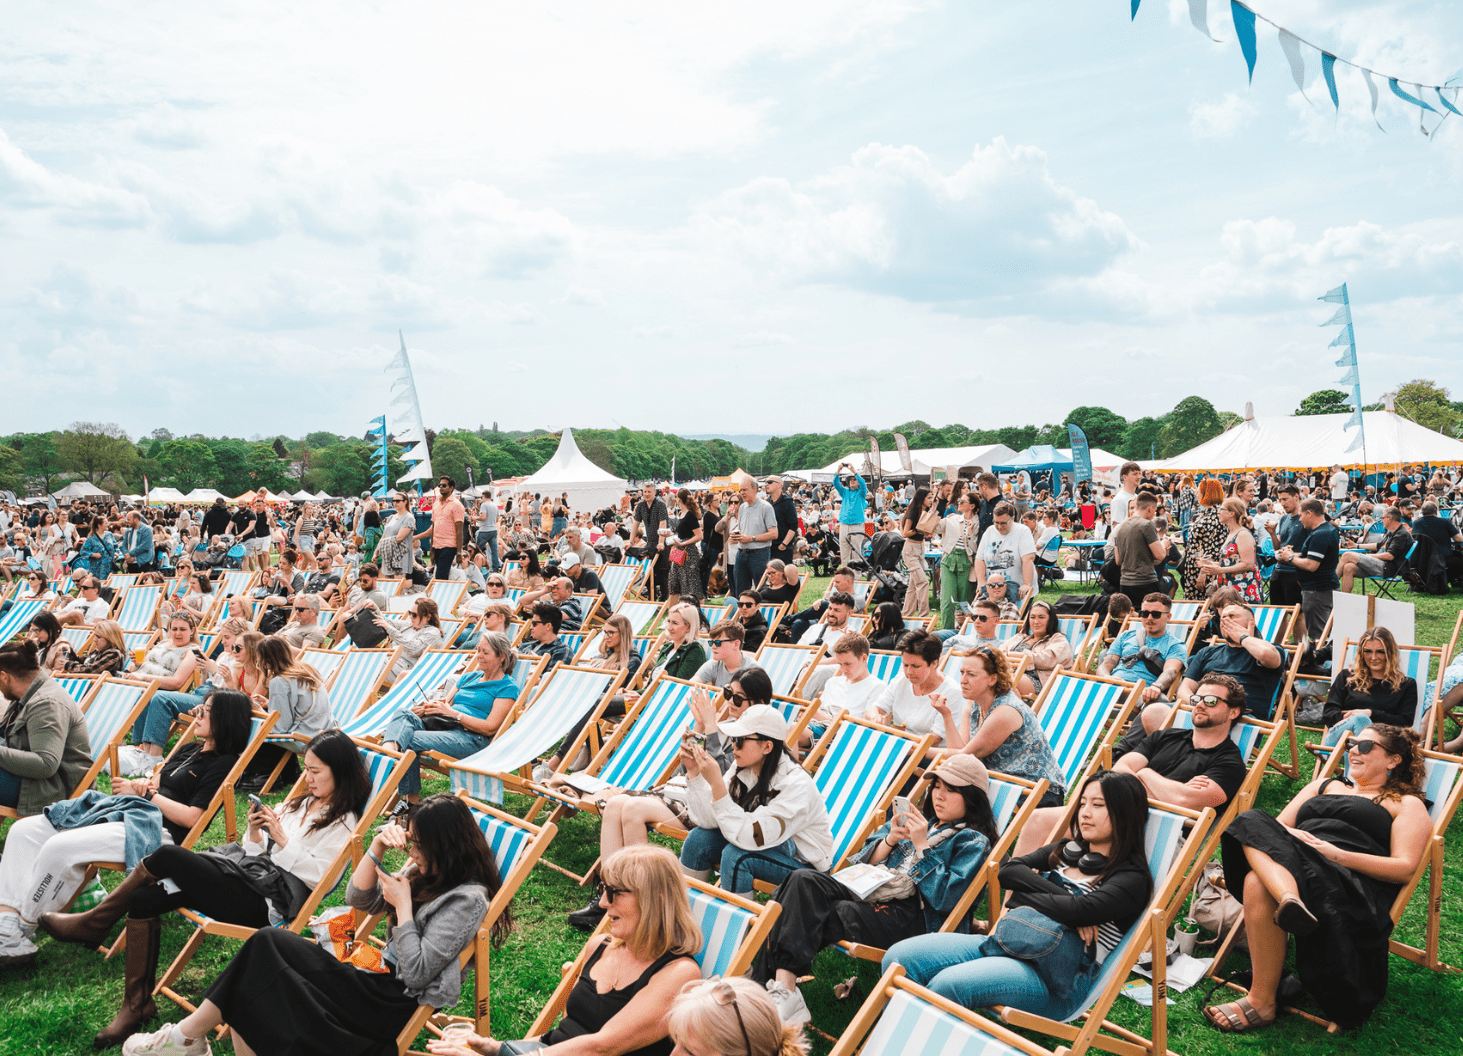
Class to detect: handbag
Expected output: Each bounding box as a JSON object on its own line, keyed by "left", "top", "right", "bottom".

{"left": 668, "top": 546, "right": 686, "bottom": 566}
{"left": 342, "top": 609, "right": 389, "bottom": 649}
{"left": 1190, "top": 861, "right": 1246, "bottom": 950}
{"left": 916, "top": 508, "right": 941, "bottom": 535}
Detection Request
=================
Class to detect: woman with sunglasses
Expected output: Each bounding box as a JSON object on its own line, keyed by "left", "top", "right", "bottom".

{"left": 755, "top": 560, "right": 800, "bottom": 608}
{"left": 753, "top": 755, "right": 998, "bottom": 1026}
{"left": 124, "top": 793, "right": 509, "bottom": 1056}
{"left": 375, "top": 596, "right": 447, "bottom": 683}
{"left": 376, "top": 493, "right": 419, "bottom": 580}
{"left": 431, "top": 844, "right": 700, "bottom": 1056}
{"left": 1320, "top": 627, "right": 1418, "bottom": 748}
{"left": 1205, "top": 725, "right": 1430, "bottom": 1032}
{"left": 504, "top": 548, "right": 546, "bottom": 591}
{"left": 666, "top": 977, "right": 809, "bottom": 1056}
{"left": 863, "top": 601, "right": 904, "bottom": 653}
{"left": 560, "top": 671, "right": 772, "bottom": 931}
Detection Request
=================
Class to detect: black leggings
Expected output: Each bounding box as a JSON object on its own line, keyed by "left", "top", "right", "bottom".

{"left": 130, "top": 845, "right": 272, "bottom": 926}
{"left": 751, "top": 870, "right": 923, "bottom": 982}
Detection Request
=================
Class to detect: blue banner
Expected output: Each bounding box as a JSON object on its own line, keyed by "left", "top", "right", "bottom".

{"left": 1068, "top": 423, "right": 1093, "bottom": 484}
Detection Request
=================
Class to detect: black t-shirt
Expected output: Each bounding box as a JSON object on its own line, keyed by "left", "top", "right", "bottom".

{"left": 1294, "top": 521, "right": 1339, "bottom": 592}
{"left": 634, "top": 499, "right": 667, "bottom": 544}
{"left": 1126, "top": 728, "right": 1247, "bottom": 807}
{"left": 158, "top": 743, "right": 239, "bottom": 843}
{"left": 303, "top": 571, "right": 341, "bottom": 595}
{"left": 1270, "top": 512, "right": 1307, "bottom": 577}
{"left": 759, "top": 582, "right": 800, "bottom": 607}
{"left": 1186, "top": 642, "right": 1284, "bottom": 720}
{"left": 572, "top": 568, "right": 605, "bottom": 596}
{"left": 769, "top": 496, "right": 798, "bottom": 551}
{"left": 1411, "top": 515, "right": 1458, "bottom": 551}
{"left": 230, "top": 509, "right": 251, "bottom": 533}
{"left": 1376, "top": 526, "right": 1412, "bottom": 564}
{"left": 201, "top": 506, "right": 232, "bottom": 539}
{"left": 700, "top": 510, "right": 722, "bottom": 554}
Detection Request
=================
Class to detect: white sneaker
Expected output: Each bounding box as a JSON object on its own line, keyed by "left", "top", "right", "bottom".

{"left": 0, "top": 914, "right": 38, "bottom": 969}
{"left": 532, "top": 764, "right": 554, "bottom": 784}
{"left": 122, "top": 1023, "right": 212, "bottom": 1055}
{"left": 765, "top": 979, "right": 812, "bottom": 1026}
{"left": 116, "top": 745, "right": 159, "bottom": 777}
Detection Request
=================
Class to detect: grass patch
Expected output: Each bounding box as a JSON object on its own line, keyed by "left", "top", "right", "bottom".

{"left": 3, "top": 575, "right": 1461, "bottom": 1054}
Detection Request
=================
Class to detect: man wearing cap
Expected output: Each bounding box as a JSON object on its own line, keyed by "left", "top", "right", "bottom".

{"left": 753, "top": 754, "right": 996, "bottom": 1027}
{"left": 556, "top": 551, "right": 604, "bottom": 600}
{"left": 679, "top": 704, "right": 834, "bottom": 895}
{"left": 765, "top": 477, "right": 800, "bottom": 567}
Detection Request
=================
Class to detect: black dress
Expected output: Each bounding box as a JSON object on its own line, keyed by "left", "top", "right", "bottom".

{"left": 1220, "top": 781, "right": 1403, "bottom": 1027}
{"left": 539, "top": 942, "right": 696, "bottom": 1056}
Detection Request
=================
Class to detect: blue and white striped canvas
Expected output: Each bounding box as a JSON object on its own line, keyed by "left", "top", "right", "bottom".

{"left": 1170, "top": 708, "right": 1266, "bottom": 761}
{"left": 865, "top": 987, "right": 1031, "bottom": 1056}
{"left": 1036, "top": 675, "right": 1130, "bottom": 787}
{"left": 215, "top": 570, "right": 256, "bottom": 598}
{"left": 323, "top": 650, "right": 394, "bottom": 725}
{"left": 340, "top": 650, "right": 473, "bottom": 739}
{"left": 1057, "top": 616, "right": 1094, "bottom": 655}
{"left": 597, "top": 680, "right": 697, "bottom": 791}
{"left": 1169, "top": 601, "right": 1202, "bottom": 622}
{"left": 867, "top": 651, "right": 903, "bottom": 683}
{"left": 473, "top": 806, "right": 533, "bottom": 879}
{"left": 301, "top": 649, "right": 347, "bottom": 685}
{"left": 612, "top": 601, "right": 663, "bottom": 636}
{"left": 121, "top": 632, "right": 155, "bottom": 653}
{"left": 115, "top": 585, "right": 162, "bottom": 632}
{"left": 84, "top": 680, "right": 149, "bottom": 760}
{"left": 105, "top": 573, "right": 140, "bottom": 589}
{"left": 427, "top": 580, "right": 468, "bottom": 615}
{"left": 760, "top": 604, "right": 786, "bottom": 630}
{"left": 448, "top": 668, "right": 617, "bottom": 803}
{"left": 813, "top": 722, "right": 916, "bottom": 866}
{"left": 687, "top": 885, "right": 758, "bottom": 978}
{"left": 59, "top": 626, "right": 92, "bottom": 651}
{"left": 558, "top": 633, "right": 588, "bottom": 659}
{"left": 0, "top": 598, "right": 49, "bottom": 644}
{"left": 1421, "top": 756, "right": 1461, "bottom": 826}
{"left": 755, "top": 645, "right": 816, "bottom": 697}
{"left": 986, "top": 775, "right": 1029, "bottom": 836}
{"left": 198, "top": 633, "right": 218, "bottom": 655}
{"left": 598, "top": 565, "right": 639, "bottom": 609}
{"left": 53, "top": 676, "right": 97, "bottom": 708}
{"left": 702, "top": 602, "right": 735, "bottom": 627}
{"left": 1251, "top": 605, "right": 1290, "bottom": 643}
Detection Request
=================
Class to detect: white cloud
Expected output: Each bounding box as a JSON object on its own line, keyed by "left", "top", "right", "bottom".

{"left": 1189, "top": 93, "right": 1255, "bottom": 140}
{"left": 690, "top": 139, "right": 1139, "bottom": 305}
{"left": 732, "top": 331, "right": 795, "bottom": 346}
{"left": 562, "top": 286, "right": 607, "bottom": 306}
{"left": 0, "top": 129, "right": 150, "bottom": 226}
{"left": 629, "top": 324, "right": 675, "bottom": 339}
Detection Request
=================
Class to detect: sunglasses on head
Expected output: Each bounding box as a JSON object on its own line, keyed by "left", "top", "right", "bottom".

{"left": 708, "top": 980, "right": 753, "bottom": 1056}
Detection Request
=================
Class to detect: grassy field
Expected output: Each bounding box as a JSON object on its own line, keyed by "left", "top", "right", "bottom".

{"left": 2, "top": 575, "right": 1461, "bottom": 1055}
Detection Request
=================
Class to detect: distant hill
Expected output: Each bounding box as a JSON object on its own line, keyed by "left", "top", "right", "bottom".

{"left": 682, "top": 433, "right": 772, "bottom": 452}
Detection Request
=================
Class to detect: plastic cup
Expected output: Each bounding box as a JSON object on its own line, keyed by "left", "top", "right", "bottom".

{"left": 133, "top": 648, "right": 148, "bottom": 666}
{"left": 1174, "top": 919, "right": 1199, "bottom": 958}
{"left": 439, "top": 1023, "right": 474, "bottom": 1043}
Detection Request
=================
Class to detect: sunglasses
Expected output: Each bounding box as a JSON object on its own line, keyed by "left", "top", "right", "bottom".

{"left": 737, "top": 600, "right": 756, "bottom": 608}
{"left": 1350, "top": 739, "right": 1381, "bottom": 755}
{"left": 1140, "top": 609, "right": 1167, "bottom": 618}
{"left": 230, "top": 644, "right": 243, "bottom": 654}
{"left": 707, "top": 639, "right": 728, "bottom": 648}
{"left": 596, "top": 882, "right": 629, "bottom": 903}
{"left": 725, "top": 690, "right": 750, "bottom": 705}
{"left": 708, "top": 980, "right": 753, "bottom": 1056}
{"left": 732, "top": 735, "right": 766, "bottom": 748}
{"left": 972, "top": 614, "right": 994, "bottom": 623}
{"left": 1188, "top": 693, "right": 1229, "bottom": 709}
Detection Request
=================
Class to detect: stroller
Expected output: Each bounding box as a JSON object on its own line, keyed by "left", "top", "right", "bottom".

{"left": 848, "top": 530, "right": 909, "bottom": 611}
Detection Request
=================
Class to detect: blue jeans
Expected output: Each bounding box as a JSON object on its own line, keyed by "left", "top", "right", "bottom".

{"left": 381, "top": 708, "right": 492, "bottom": 795}
{"left": 733, "top": 548, "right": 771, "bottom": 598}
{"left": 680, "top": 827, "right": 805, "bottom": 894}
{"left": 1322, "top": 712, "right": 1373, "bottom": 747}
{"left": 133, "top": 687, "right": 210, "bottom": 748}
{"left": 882, "top": 931, "right": 1095, "bottom": 1021}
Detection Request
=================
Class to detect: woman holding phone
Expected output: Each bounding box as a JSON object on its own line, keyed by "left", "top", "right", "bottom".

{"left": 43, "top": 729, "right": 370, "bottom": 1048}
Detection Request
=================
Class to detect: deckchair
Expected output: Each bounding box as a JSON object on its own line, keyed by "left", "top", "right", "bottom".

{"left": 701, "top": 600, "right": 735, "bottom": 628}
{"left": 556, "top": 632, "right": 589, "bottom": 659}
{"left": 993, "top": 801, "right": 1212, "bottom": 1056}
{"left": 426, "top": 578, "right": 469, "bottom": 616}
{"left": 52, "top": 675, "right": 102, "bottom": 708}
{"left": 611, "top": 598, "right": 665, "bottom": 635}
{"left": 1249, "top": 602, "right": 1300, "bottom": 645}
{"left": 1057, "top": 613, "right": 1098, "bottom": 661}
{"left": 829, "top": 967, "right": 1057, "bottom": 1056}
{"left": 121, "top": 631, "right": 158, "bottom": 655}
{"left": 866, "top": 649, "right": 904, "bottom": 683}
{"left": 154, "top": 741, "right": 416, "bottom": 1021}
{"left": 59, "top": 626, "right": 93, "bottom": 652}
{"left": 526, "top": 877, "right": 781, "bottom": 1037}
{"left": 442, "top": 666, "right": 624, "bottom": 804}
{"left": 754, "top": 642, "right": 826, "bottom": 697}
{"left": 0, "top": 597, "right": 50, "bottom": 643}
{"left": 903, "top": 615, "right": 936, "bottom": 631}
{"left": 104, "top": 573, "right": 140, "bottom": 590}
{"left": 623, "top": 555, "right": 654, "bottom": 597}
{"left": 759, "top": 602, "right": 788, "bottom": 638}
{"left": 114, "top": 585, "right": 163, "bottom": 632}
{"left": 71, "top": 677, "right": 161, "bottom": 796}
{"left": 394, "top": 791, "right": 557, "bottom": 1050}
{"left": 412, "top": 653, "right": 550, "bottom": 783}
{"left": 597, "top": 562, "right": 640, "bottom": 608}
{"left": 212, "top": 569, "right": 257, "bottom": 600}
{"left": 1169, "top": 599, "right": 1204, "bottom": 622}
{"left": 1029, "top": 670, "right": 1142, "bottom": 794}
{"left": 568, "top": 592, "right": 606, "bottom": 630}
{"left": 338, "top": 649, "right": 475, "bottom": 739}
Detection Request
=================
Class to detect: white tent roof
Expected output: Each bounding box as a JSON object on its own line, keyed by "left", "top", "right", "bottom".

{"left": 312, "top": 490, "right": 334, "bottom": 501}
{"left": 515, "top": 428, "right": 630, "bottom": 512}
{"left": 1151, "top": 411, "right": 1463, "bottom": 473}
{"left": 805, "top": 442, "right": 1019, "bottom": 482}
{"left": 182, "top": 488, "right": 227, "bottom": 504}
{"left": 52, "top": 480, "right": 111, "bottom": 499}
{"left": 146, "top": 487, "right": 188, "bottom": 504}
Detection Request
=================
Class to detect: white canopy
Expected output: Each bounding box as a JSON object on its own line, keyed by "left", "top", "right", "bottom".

{"left": 312, "top": 490, "right": 335, "bottom": 501}
{"left": 805, "top": 443, "right": 1018, "bottom": 482}
{"left": 146, "top": 487, "right": 188, "bottom": 505}
{"left": 1152, "top": 410, "right": 1463, "bottom": 473}
{"left": 182, "top": 488, "right": 227, "bottom": 504}
{"left": 514, "top": 427, "right": 630, "bottom": 512}
{"left": 52, "top": 480, "right": 111, "bottom": 500}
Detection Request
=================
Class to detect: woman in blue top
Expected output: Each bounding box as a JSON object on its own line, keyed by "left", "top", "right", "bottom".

{"left": 381, "top": 631, "right": 520, "bottom": 800}
{"left": 935, "top": 646, "right": 1066, "bottom": 808}
{"left": 73, "top": 517, "right": 114, "bottom": 579}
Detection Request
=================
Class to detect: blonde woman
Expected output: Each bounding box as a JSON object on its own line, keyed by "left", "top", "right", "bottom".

{"left": 427, "top": 844, "right": 702, "bottom": 1056}
{"left": 1321, "top": 626, "right": 1418, "bottom": 747}
{"left": 374, "top": 596, "right": 446, "bottom": 681}
{"left": 1198, "top": 498, "right": 1262, "bottom": 603}
{"left": 55, "top": 619, "right": 127, "bottom": 677}
{"left": 667, "top": 977, "right": 809, "bottom": 1056}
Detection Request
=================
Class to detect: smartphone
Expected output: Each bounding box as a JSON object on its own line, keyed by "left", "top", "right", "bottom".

{"left": 247, "top": 793, "right": 265, "bottom": 813}
{"left": 892, "top": 795, "right": 916, "bottom": 820}
{"left": 682, "top": 728, "right": 707, "bottom": 748}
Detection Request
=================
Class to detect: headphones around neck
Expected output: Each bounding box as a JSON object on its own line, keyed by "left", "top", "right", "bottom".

{"left": 1058, "top": 840, "right": 1109, "bottom": 876}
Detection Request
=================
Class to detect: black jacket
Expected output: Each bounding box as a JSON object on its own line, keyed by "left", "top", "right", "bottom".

{"left": 740, "top": 612, "right": 769, "bottom": 653}
{"left": 999, "top": 842, "right": 1151, "bottom": 933}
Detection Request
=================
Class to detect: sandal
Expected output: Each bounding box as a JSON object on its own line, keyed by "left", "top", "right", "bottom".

{"left": 1273, "top": 895, "right": 1319, "bottom": 936}
{"left": 1204, "top": 996, "right": 1277, "bottom": 1033}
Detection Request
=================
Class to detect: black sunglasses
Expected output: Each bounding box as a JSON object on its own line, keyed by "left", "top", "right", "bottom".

{"left": 597, "top": 882, "right": 628, "bottom": 903}
{"left": 732, "top": 735, "right": 766, "bottom": 748}
{"left": 1350, "top": 739, "right": 1381, "bottom": 755}
{"left": 1140, "top": 609, "right": 1167, "bottom": 618}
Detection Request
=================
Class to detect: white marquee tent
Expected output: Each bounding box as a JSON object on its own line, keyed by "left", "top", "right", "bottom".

{"left": 51, "top": 480, "right": 112, "bottom": 500}
{"left": 182, "top": 488, "right": 228, "bottom": 504}
{"left": 512, "top": 427, "right": 630, "bottom": 512}
{"left": 1151, "top": 410, "right": 1463, "bottom": 473}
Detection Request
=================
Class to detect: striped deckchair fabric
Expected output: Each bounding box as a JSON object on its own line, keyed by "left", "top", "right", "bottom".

{"left": 597, "top": 563, "right": 640, "bottom": 609}
{"left": 557, "top": 632, "right": 589, "bottom": 659}
{"left": 611, "top": 600, "right": 664, "bottom": 636}
{"left": 114, "top": 585, "right": 163, "bottom": 632}
{"left": 805, "top": 715, "right": 932, "bottom": 870}
{"left": 754, "top": 642, "right": 825, "bottom": 697}
{"left": 623, "top": 556, "right": 654, "bottom": 597}
{"left": 1056, "top": 614, "right": 1097, "bottom": 658}
{"left": 0, "top": 598, "right": 50, "bottom": 643}
{"left": 59, "top": 626, "right": 93, "bottom": 651}
{"left": 446, "top": 666, "right": 623, "bottom": 803}
{"left": 1169, "top": 600, "right": 1204, "bottom": 622}
{"left": 830, "top": 969, "right": 1057, "bottom": 1056}
{"left": 759, "top": 603, "right": 788, "bottom": 637}
{"left": 1250, "top": 603, "right": 1299, "bottom": 644}
{"left": 213, "top": 570, "right": 257, "bottom": 599}
{"left": 52, "top": 675, "right": 101, "bottom": 708}
{"left": 72, "top": 677, "right": 159, "bottom": 793}
{"left": 298, "top": 648, "right": 347, "bottom": 685}
{"left": 866, "top": 650, "right": 903, "bottom": 683}
{"left": 307, "top": 648, "right": 397, "bottom": 726}
{"left": 426, "top": 579, "right": 469, "bottom": 616}
{"left": 121, "top": 631, "right": 157, "bottom": 655}
{"left": 1031, "top": 671, "right": 1140, "bottom": 791}
{"left": 701, "top": 601, "right": 735, "bottom": 628}
{"left": 104, "top": 573, "right": 140, "bottom": 590}
{"left": 338, "top": 649, "right": 474, "bottom": 739}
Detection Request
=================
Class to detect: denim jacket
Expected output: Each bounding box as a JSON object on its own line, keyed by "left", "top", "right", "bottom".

{"left": 853, "top": 820, "right": 992, "bottom": 932}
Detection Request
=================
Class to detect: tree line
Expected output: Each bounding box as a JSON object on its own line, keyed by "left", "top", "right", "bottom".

{"left": 2, "top": 380, "right": 1456, "bottom": 498}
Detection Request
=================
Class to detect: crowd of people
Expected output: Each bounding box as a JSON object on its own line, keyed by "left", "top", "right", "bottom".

{"left": 0, "top": 458, "right": 1459, "bottom": 1053}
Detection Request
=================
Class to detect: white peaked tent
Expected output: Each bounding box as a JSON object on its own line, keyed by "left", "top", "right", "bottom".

{"left": 146, "top": 487, "right": 188, "bottom": 505}
{"left": 52, "top": 481, "right": 112, "bottom": 500}
{"left": 514, "top": 428, "right": 629, "bottom": 512}
{"left": 182, "top": 488, "right": 228, "bottom": 504}
{"left": 1152, "top": 410, "right": 1463, "bottom": 472}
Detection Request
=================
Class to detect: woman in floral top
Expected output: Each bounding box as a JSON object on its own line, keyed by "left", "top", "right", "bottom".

{"left": 1198, "top": 499, "right": 1263, "bottom": 604}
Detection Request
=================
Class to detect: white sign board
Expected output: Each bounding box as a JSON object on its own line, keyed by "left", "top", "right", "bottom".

{"left": 1330, "top": 592, "right": 1414, "bottom": 650}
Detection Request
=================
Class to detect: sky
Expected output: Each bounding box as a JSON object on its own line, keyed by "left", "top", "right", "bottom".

{"left": 3, "top": 0, "right": 1462, "bottom": 444}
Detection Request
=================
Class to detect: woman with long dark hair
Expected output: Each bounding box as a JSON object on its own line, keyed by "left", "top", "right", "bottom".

{"left": 121, "top": 793, "right": 509, "bottom": 1056}
{"left": 752, "top": 755, "right": 999, "bottom": 1025}
{"left": 999, "top": 599, "right": 1072, "bottom": 698}
{"left": 882, "top": 770, "right": 1154, "bottom": 1020}
{"left": 900, "top": 487, "right": 935, "bottom": 618}
{"left": 44, "top": 729, "right": 371, "bottom": 1047}
{"left": 866, "top": 601, "right": 905, "bottom": 652}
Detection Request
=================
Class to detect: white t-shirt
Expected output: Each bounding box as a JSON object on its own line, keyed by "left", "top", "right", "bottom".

{"left": 1330, "top": 471, "right": 1350, "bottom": 501}
{"left": 1034, "top": 525, "right": 1061, "bottom": 552}
{"left": 821, "top": 674, "right": 885, "bottom": 720}
{"left": 62, "top": 596, "right": 112, "bottom": 622}
{"left": 975, "top": 524, "right": 1037, "bottom": 589}
{"left": 873, "top": 675, "right": 962, "bottom": 745}
{"left": 1110, "top": 489, "right": 1136, "bottom": 526}
{"left": 800, "top": 621, "right": 853, "bottom": 649}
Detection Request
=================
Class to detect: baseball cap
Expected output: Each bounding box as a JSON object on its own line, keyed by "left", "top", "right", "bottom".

{"left": 931, "top": 754, "right": 989, "bottom": 796}
{"left": 717, "top": 703, "right": 789, "bottom": 742}
{"left": 559, "top": 551, "right": 580, "bottom": 569}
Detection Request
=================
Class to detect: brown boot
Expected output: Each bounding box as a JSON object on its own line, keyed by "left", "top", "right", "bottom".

{"left": 93, "top": 917, "right": 160, "bottom": 1049}
{"left": 38, "top": 862, "right": 155, "bottom": 947}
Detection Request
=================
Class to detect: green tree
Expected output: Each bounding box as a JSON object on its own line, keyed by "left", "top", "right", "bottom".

{"left": 18, "top": 433, "right": 65, "bottom": 493}
{"left": 1064, "top": 407, "right": 1128, "bottom": 452}
{"left": 1394, "top": 379, "right": 1461, "bottom": 435}
{"left": 430, "top": 437, "right": 477, "bottom": 486}
{"left": 1157, "top": 396, "right": 1224, "bottom": 458}
{"left": 305, "top": 431, "right": 342, "bottom": 449}
{"left": 1294, "top": 389, "right": 1353, "bottom": 416}
{"left": 57, "top": 422, "right": 137, "bottom": 484}
{"left": 208, "top": 440, "right": 253, "bottom": 495}
{"left": 247, "top": 443, "right": 287, "bottom": 491}
{"left": 158, "top": 439, "right": 218, "bottom": 493}
{"left": 312, "top": 443, "right": 373, "bottom": 496}
{"left": 1218, "top": 411, "right": 1244, "bottom": 430}
{"left": 0, "top": 445, "right": 23, "bottom": 493}
{"left": 1121, "top": 417, "right": 1166, "bottom": 461}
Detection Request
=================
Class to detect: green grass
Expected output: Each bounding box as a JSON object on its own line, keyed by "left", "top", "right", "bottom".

{"left": 3, "top": 576, "right": 1462, "bottom": 1055}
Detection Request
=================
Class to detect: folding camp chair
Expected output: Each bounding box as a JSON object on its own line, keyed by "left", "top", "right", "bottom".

{"left": 0, "top": 597, "right": 50, "bottom": 643}
{"left": 753, "top": 642, "right": 826, "bottom": 697}
{"left": 993, "top": 801, "right": 1212, "bottom": 1056}
{"left": 596, "top": 562, "right": 640, "bottom": 609}
{"left": 393, "top": 792, "right": 557, "bottom": 1051}
{"left": 1029, "top": 670, "right": 1142, "bottom": 793}
{"left": 442, "top": 666, "right": 624, "bottom": 804}
{"left": 829, "top": 966, "right": 1057, "bottom": 1056}
{"left": 1359, "top": 540, "right": 1417, "bottom": 599}
{"left": 526, "top": 877, "right": 781, "bottom": 1037}
{"left": 338, "top": 649, "right": 475, "bottom": 739}
{"left": 1249, "top": 602, "right": 1300, "bottom": 645}
{"left": 154, "top": 741, "right": 416, "bottom": 1021}
{"left": 114, "top": 584, "right": 164, "bottom": 632}
{"left": 611, "top": 598, "right": 665, "bottom": 636}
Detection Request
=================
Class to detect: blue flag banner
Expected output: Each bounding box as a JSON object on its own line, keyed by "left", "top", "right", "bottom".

{"left": 1328, "top": 325, "right": 1354, "bottom": 348}
{"left": 1231, "top": 1, "right": 1257, "bottom": 83}
{"left": 1319, "top": 282, "right": 1366, "bottom": 458}
{"left": 1322, "top": 52, "right": 1340, "bottom": 110}
{"left": 1068, "top": 424, "right": 1093, "bottom": 485}
{"left": 1320, "top": 306, "right": 1349, "bottom": 327}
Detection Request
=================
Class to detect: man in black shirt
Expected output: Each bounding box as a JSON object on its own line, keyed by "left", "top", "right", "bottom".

{"left": 1278, "top": 498, "right": 1340, "bottom": 643}
{"left": 1112, "top": 673, "right": 1249, "bottom": 812}
{"left": 201, "top": 498, "right": 233, "bottom": 542}
{"left": 1411, "top": 501, "right": 1462, "bottom": 551}
{"left": 628, "top": 484, "right": 669, "bottom": 601}
{"left": 558, "top": 551, "right": 604, "bottom": 599}
{"left": 765, "top": 477, "right": 799, "bottom": 566}
{"left": 1176, "top": 602, "right": 1285, "bottom": 720}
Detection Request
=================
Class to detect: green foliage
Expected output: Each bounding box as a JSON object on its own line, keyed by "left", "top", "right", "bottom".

{"left": 1395, "top": 379, "right": 1461, "bottom": 436}
{"left": 246, "top": 443, "right": 287, "bottom": 491}
{"left": 430, "top": 437, "right": 477, "bottom": 486}
{"left": 0, "top": 446, "right": 23, "bottom": 493}
{"left": 304, "top": 431, "right": 343, "bottom": 449}
{"left": 1157, "top": 396, "right": 1224, "bottom": 459}
{"left": 1122, "top": 416, "right": 1166, "bottom": 461}
{"left": 1294, "top": 388, "right": 1353, "bottom": 416}
{"left": 14, "top": 433, "right": 66, "bottom": 493}
{"left": 1217, "top": 410, "right": 1244, "bottom": 430}
{"left": 56, "top": 422, "right": 136, "bottom": 486}
{"left": 1065, "top": 406, "right": 1129, "bottom": 451}
{"left": 158, "top": 439, "right": 218, "bottom": 493}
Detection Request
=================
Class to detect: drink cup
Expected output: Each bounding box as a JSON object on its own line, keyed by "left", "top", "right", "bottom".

{"left": 440, "top": 1023, "right": 474, "bottom": 1043}
{"left": 1174, "top": 918, "right": 1199, "bottom": 958}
